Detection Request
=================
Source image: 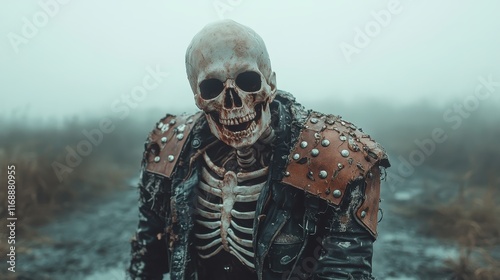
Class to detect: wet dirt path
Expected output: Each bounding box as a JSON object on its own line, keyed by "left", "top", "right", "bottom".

{"left": 16, "top": 167, "right": 458, "bottom": 280}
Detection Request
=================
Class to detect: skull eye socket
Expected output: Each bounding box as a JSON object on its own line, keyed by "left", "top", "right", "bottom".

{"left": 199, "top": 79, "right": 224, "bottom": 99}
{"left": 236, "top": 71, "right": 261, "bottom": 92}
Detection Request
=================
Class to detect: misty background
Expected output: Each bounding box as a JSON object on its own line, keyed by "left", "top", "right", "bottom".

{"left": 2, "top": 0, "right": 500, "bottom": 119}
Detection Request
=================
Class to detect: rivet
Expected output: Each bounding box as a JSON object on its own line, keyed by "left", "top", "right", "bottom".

{"left": 341, "top": 121, "right": 346, "bottom": 126}
{"left": 310, "top": 118, "right": 318, "bottom": 124}
{"left": 157, "top": 122, "right": 164, "bottom": 129}
{"left": 223, "top": 265, "right": 231, "bottom": 271}
{"left": 339, "top": 135, "right": 347, "bottom": 141}
{"left": 333, "top": 189, "right": 342, "bottom": 198}
{"left": 284, "top": 171, "right": 290, "bottom": 177}
{"left": 337, "top": 163, "right": 344, "bottom": 169}
{"left": 326, "top": 119, "right": 335, "bottom": 125}
{"left": 169, "top": 119, "right": 176, "bottom": 125}
{"left": 161, "top": 137, "right": 168, "bottom": 143}
{"left": 177, "top": 124, "right": 186, "bottom": 132}
{"left": 176, "top": 134, "right": 184, "bottom": 140}
{"left": 293, "top": 153, "right": 300, "bottom": 160}
{"left": 319, "top": 170, "right": 328, "bottom": 179}
{"left": 168, "top": 155, "right": 175, "bottom": 162}
{"left": 321, "top": 139, "right": 330, "bottom": 147}
{"left": 300, "top": 141, "right": 308, "bottom": 148}
{"left": 280, "top": 255, "right": 292, "bottom": 265}
{"left": 368, "top": 172, "right": 373, "bottom": 179}
{"left": 311, "top": 149, "right": 319, "bottom": 157}
{"left": 307, "top": 171, "right": 314, "bottom": 180}
{"left": 154, "top": 156, "right": 160, "bottom": 162}
{"left": 361, "top": 211, "right": 367, "bottom": 218}
{"left": 192, "top": 138, "right": 201, "bottom": 148}
{"left": 341, "top": 149, "right": 350, "bottom": 157}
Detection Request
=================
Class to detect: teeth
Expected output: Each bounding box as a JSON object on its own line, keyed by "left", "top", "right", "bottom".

{"left": 219, "top": 111, "right": 257, "bottom": 129}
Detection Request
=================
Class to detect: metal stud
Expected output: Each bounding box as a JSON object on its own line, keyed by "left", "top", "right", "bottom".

{"left": 187, "top": 118, "right": 193, "bottom": 124}
{"left": 161, "top": 137, "right": 168, "bottom": 143}
{"left": 169, "top": 119, "right": 176, "bottom": 125}
{"left": 321, "top": 139, "right": 330, "bottom": 147}
{"left": 319, "top": 170, "right": 328, "bottom": 179}
{"left": 311, "top": 149, "right": 319, "bottom": 157}
{"left": 192, "top": 138, "right": 201, "bottom": 148}
{"left": 339, "top": 135, "right": 347, "bottom": 141}
{"left": 168, "top": 155, "right": 175, "bottom": 162}
{"left": 367, "top": 172, "right": 373, "bottom": 179}
{"left": 157, "top": 122, "right": 164, "bottom": 129}
{"left": 333, "top": 189, "right": 342, "bottom": 198}
{"left": 154, "top": 156, "right": 160, "bottom": 162}
{"left": 293, "top": 153, "right": 300, "bottom": 160}
{"left": 177, "top": 124, "right": 186, "bottom": 132}
{"left": 280, "top": 255, "right": 292, "bottom": 265}
{"left": 361, "top": 211, "right": 367, "bottom": 218}
{"left": 341, "top": 149, "right": 349, "bottom": 157}
{"left": 341, "top": 121, "right": 346, "bottom": 126}
{"left": 176, "top": 134, "right": 184, "bottom": 140}
{"left": 300, "top": 141, "right": 308, "bottom": 148}
{"left": 337, "top": 163, "right": 344, "bottom": 169}
{"left": 284, "top": 171, "right": 290, "bottom": 177}
{"left": 326, "top": 119, "right": 335, "bottom": 125}
{"left": 310, "top": 118, "right": 318, "bottom": 124}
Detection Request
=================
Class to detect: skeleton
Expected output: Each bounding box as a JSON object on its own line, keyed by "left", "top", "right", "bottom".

{"left": 185, "top": 20, "right": 277, "bottom": 269}
{"left": 186, "top": 20, "right": 277, "bottom": 149}
{"left": 129, "top": 19, "right": 387, "bottom": 280}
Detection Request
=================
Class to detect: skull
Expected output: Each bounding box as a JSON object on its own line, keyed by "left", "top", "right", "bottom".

{"left": 185, "top": 20, "right": 276, "bottom": 149}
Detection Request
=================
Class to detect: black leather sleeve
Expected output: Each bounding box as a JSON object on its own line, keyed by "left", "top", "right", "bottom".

{"left": 128, "top": 166, "right": 171, "bottom": 280}
{"left": 313, "top": 182, "right": 376, "bottom": 280}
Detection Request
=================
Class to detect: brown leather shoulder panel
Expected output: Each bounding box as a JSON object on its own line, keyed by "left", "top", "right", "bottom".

{"left": 282, "top": 112, "right": 388, "bottom": 206}
{"left": 145, "top": 111, "right": 204, "bottom": 178}
{"left": 355, "top": 165, "right": 381, "bottom": 238}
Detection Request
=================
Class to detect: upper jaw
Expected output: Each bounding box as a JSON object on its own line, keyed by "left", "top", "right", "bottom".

{"left": 209, "top": 103, "right": 264, "bottom": 135}
{"left": 206, "top": 103, "right": 269, "bottom": 148}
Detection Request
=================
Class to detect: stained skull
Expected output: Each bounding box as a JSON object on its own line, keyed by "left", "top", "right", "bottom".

{"left": 185, "top": 20, "right": 277, "bottom": 149}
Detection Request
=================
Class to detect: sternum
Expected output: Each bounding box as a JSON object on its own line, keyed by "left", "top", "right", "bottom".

{"left": 220, "top": 170, "right": 237, "bottom": 251}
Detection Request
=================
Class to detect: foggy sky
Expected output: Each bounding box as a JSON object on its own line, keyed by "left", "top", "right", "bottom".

{"left": 1, "top": 0, "right": 500, "bottom": 119}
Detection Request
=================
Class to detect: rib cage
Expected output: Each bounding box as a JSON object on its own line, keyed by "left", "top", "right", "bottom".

{"left": 194, "top": 151, "right": 268, "bottom": 269}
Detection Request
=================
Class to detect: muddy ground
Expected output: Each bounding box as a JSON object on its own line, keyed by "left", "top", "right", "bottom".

{"left": 10, "top": 166, "right": 459, "bottom": 280}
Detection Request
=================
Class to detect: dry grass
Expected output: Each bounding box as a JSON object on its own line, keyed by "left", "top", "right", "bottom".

{"left": 0, "top": 115, "right": 149, "bottom": 258}
{"left": 369, "top": 102, "right": 500, "bottom": 279}
{"left": 403, "top": 181, "right": 500, "bottom": 279}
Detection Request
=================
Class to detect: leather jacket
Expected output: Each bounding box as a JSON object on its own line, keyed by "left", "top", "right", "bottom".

{"left": 128, "top": 91, "right": 390, "bottom": 280}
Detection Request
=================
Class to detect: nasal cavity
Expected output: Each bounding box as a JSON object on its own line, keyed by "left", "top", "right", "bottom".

{"left": 224, "top": 89, "right": 243, "bottom": 108}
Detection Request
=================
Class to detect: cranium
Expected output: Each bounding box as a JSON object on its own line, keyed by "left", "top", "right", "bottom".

{"left": 185, "top": 20, "right": 277, "bottom": 149}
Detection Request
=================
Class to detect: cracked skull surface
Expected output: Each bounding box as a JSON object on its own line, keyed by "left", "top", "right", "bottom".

{"left": 185, "top": 20, "right": 277, "bottom": 149}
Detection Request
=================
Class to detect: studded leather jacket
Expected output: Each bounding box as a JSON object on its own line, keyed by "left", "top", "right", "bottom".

{"left": 128, "top": 91, "right": 390, "bottom": 280}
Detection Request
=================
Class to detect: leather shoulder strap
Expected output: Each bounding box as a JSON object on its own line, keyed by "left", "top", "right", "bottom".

{"left": 144, "top": 111, "right": 204, "bottom": 178}
{"left": 282, "top": 111, "right": 389, "bottom": 206}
